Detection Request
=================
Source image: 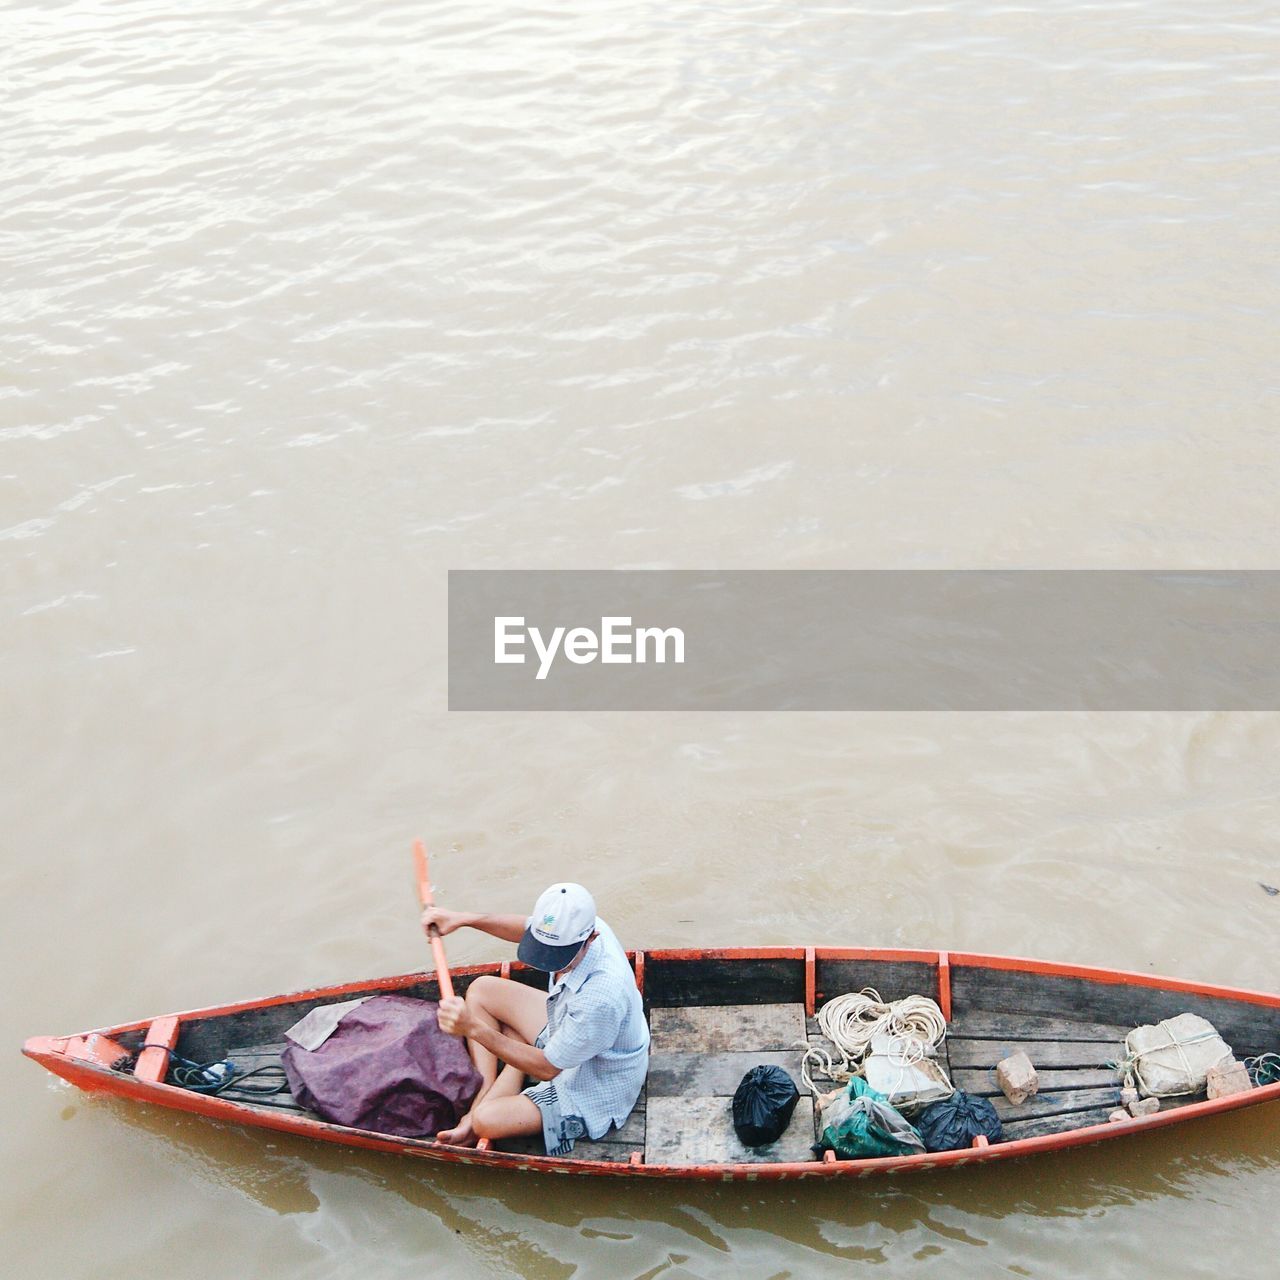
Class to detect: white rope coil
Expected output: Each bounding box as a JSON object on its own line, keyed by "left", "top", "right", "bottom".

{"left": 801, "top": 988, "right": 949, "bottom": 1095}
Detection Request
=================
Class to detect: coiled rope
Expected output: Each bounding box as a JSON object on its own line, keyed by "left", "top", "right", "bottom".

{"left": 801, "top": 988, "right": 949, "bottom": 1095}
{"left": 1246, "top": 1053, "right": 1280, "bottom": 1088}
{"left": 112, "top": 1045, "right": 290, "bottom": 1097}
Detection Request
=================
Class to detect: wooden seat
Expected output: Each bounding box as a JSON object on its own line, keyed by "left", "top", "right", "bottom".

{"left": 134, "top": 1016, "right": 179, "bottom": 1084}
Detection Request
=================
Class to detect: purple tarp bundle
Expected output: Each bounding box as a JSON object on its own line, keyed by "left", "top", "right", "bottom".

{"left": 281, "top": 994, "right": 481, "bottom": 1137}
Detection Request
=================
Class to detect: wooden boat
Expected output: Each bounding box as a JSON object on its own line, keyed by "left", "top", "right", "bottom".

{"left": 22, "top": 947, "right": 1280, "bottom": 1180}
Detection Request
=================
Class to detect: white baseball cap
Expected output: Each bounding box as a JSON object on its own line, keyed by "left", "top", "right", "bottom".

{"left": 518, "top": 883, "right": 597, "bottom": 971}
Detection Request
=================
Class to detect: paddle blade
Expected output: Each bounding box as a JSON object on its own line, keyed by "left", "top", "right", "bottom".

{"left": 412, "top": 838, "right": 454, "bottom": 1000}
{"left": 413, "top": 838, "right": 432, "bottom": 908}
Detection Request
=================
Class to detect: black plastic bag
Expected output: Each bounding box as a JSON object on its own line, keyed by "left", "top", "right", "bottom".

{"left": 732, "top": 1065, "right": 800, "bottom": 1146}
{"left": 916, "top": 1091, "right": 1002, "bottom": 1152}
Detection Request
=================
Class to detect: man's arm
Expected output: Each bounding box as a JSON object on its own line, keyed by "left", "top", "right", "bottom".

{"left": 421, "top": 908, "right": 526, "bottom": 944}
{"left": 437, "top": 997, "right": 560, "bottom": 1081}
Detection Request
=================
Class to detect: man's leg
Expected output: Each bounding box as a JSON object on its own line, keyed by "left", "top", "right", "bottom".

{"left": 460, "top": 975, "right": 548, "bottom": 1090}
{"left": 471, "top": 1091, "right": 543, "bottom": 1141}
{"left": 438, "top": 976, "right": 547, "bottom": 1145}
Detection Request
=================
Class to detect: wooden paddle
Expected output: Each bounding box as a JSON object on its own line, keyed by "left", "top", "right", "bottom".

{"left": 413, "top": 838, "right": 455, "bottom": 1001}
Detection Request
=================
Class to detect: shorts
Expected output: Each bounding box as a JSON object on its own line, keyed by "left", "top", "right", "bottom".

{"left": 524, "top": 1027, "right": 587, "bottom": 1155}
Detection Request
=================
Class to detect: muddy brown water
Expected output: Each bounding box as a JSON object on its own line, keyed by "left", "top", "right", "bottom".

{"left": 5, "top": 1, "right": 1280, "bottom": 1276}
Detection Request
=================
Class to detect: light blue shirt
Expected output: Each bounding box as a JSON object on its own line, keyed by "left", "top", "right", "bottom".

{"left": 541, "top": 918, "right": 649, "bottom": 1139}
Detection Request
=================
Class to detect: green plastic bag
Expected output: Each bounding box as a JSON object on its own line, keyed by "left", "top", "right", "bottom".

{"left": 814, "top": 1076, "right": 926, "bottom": 1160}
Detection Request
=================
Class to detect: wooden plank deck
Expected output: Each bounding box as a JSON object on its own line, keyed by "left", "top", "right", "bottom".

{"left": 646, "top": 1095, "right": 816, "bottom": 1166}
{"left": 205, "top": 989, "right": 1212, "bottom": 1163}
{"left": 944, "top": 1007, "right": 1126, "bottom": 1134}
{"left": 952, "top": 1065, "right": 1119, "bottom": 1095}
{"left": 946, "top": 1038, "right": 1124, "bottom": 1070}
{"left": 644, "top": 1003, "right": 815, "bottom": 1165}
{"left": 948, "top": 1011, "right": 1132, "bottom": 1042}
{"left": 650, "top": 1004, "right": 808, "bottom": 1053}
{"left": 646, "top": 1049, "right": 808, "bottom": 1097}
{"left": 219, "top": 1041, "right": 308, "bottom": 1111}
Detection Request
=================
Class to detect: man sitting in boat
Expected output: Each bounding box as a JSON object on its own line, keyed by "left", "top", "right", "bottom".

{"left": 425, "top": 882, "right": 649, "bottom": 1153}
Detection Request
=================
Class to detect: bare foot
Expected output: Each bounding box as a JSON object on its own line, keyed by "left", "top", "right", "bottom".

{"left": 437, "top": 1111, "right": 477, "bottom": 1147}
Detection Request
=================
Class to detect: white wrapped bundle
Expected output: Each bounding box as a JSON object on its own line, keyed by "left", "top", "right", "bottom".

{"left": 862, "top": 1033, "right": 953, "bottom": 1114}
{"left": 1123, "top": 1013, "right": 1233, "bottom": 1098}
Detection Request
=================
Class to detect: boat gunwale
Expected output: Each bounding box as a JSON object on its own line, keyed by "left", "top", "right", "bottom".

{"left": 23, "top": 946, "right": 1280, "bottom": 1180}
{"left": 30, "top": 946, "right": 1280, "bottom": 1039}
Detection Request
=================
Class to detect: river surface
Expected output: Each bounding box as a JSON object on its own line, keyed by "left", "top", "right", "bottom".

{"left": 5, "top": 1, "right": 1280, "bottom": 1276}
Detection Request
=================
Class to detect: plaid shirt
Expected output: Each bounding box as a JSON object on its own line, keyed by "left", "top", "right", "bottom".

{"left": 540, "top": 919, "right": 649, "bottom": 1139}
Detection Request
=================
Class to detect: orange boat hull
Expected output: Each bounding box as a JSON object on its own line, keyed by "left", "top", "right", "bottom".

{"left": 23, "top": 947, "right": 1280, "bottom": 1180}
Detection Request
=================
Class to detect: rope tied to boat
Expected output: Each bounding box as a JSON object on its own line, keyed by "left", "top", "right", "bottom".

{"left": 1245, "top": 1053, "right": 1280, "bottom": 1087}
{"left": 800, "top": 988, "right": 949, "bottom": 1095}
